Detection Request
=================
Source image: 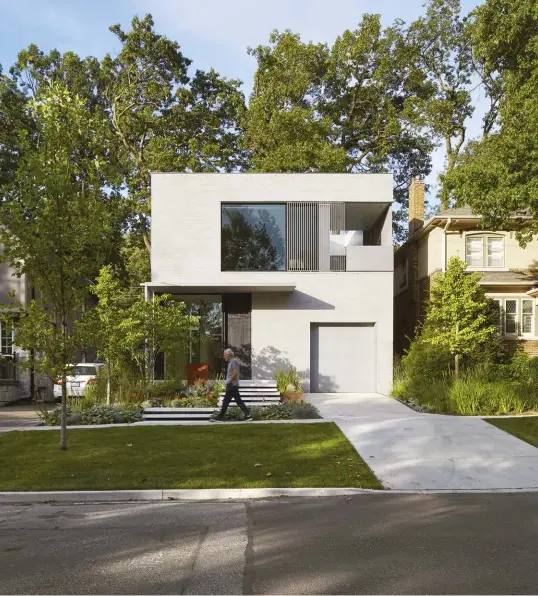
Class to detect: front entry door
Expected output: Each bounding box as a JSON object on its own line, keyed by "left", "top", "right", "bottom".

{"left": 223, "top": 294, "right": 252, "bottom": 379}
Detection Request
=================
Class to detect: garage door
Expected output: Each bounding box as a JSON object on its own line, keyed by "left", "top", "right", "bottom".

{"left": 310, "top": 324, "right": 375, "bottom": 393}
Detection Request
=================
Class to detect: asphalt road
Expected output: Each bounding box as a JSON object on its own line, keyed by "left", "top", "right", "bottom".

{"left": 1, "top": 494, "right": 538, "bottom": 594}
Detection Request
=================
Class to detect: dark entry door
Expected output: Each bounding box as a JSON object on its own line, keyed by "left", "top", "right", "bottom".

{"left": 223, "top": 294, "right": 252, "bottom": 379}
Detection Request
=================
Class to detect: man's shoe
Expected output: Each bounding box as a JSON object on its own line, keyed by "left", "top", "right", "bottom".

{"left": 243, "top": 416, "right": 253, "bottom": 422}
{"left": 210, "top": 416, "right": 223, "bottom": 423}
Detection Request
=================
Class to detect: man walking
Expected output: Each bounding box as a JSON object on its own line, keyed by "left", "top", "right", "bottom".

{"left": 211, "top": 348, "right": 252, "bottom": 422}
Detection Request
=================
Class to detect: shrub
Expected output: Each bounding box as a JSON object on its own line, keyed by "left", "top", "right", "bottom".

{"left": 449, "top": 378, "right": 533, "bottom": 416}
{"left": 288, "top": 400, "right": 322, "bottom": 419}
{"left": 260, "top": 403, "right": 294, "bottom": 420}
{"left": 402, "top": 334, "right": 454, "bottom": 380}
{"left": 399, "top": 377, "right": 452, "bottom": 413}
{"left": 80, "top": 405, "right": 116, "bottom": 425}
{"left": 222, "top": 407, "right": 244, "bottom": 421}
{"left": 507, "top": 354, "right": 538, "bottom": 387}
{"left": 37, "top": 405, "right": 72, "bottom": 426}
{"left": 275, "top": 367, "right": 303, "bottom": 393}
{"left": 118, "top": 408, "right": 144, "bottom": 423}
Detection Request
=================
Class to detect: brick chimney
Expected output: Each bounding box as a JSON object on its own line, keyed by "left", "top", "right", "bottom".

{"left": 408, "top": 177, "right": 425, "bottom": 236}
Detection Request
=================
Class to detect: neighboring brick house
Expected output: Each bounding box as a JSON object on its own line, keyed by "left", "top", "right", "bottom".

{"left": 394, "top": 178, "right": 538, "bottom": 356}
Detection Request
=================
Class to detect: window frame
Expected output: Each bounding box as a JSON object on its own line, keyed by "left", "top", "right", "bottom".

{"left": 488, "top": 296, "right": 536, "bottom": 338}
{"left": 0, "top": 322, "right": 14, "bottom": 357}
{"left": 465, "top": 233, "right": 505, "bottom": 269}
{"left": 220, "top": 202, "right": 287, "bottom": 272}
{"left": 521, "top": 299, "right": 535, "bottom": 337}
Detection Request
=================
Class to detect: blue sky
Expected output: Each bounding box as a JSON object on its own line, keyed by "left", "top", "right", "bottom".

{"left": 0, "top": 0, "right": 485, "bottom": 201}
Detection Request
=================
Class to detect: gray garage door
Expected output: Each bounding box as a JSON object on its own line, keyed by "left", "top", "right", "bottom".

{"left": 310, "top": 324, "right": 375, "bottom": 393}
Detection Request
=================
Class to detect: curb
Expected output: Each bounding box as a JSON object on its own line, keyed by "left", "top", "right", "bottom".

{"left": 2, "top": 487, "right": 538, "bottom": 503}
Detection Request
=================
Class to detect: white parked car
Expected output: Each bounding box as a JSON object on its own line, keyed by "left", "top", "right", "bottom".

{"left": 53, "top": 363, "right": 104, "bottom": 399}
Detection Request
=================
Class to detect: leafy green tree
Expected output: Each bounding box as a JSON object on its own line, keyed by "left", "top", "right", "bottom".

{"left": 123, "top": 293, "right": 196, "bottom": 384}
{"left": 405, "top": 0, "right": 475, "bottom": 210}
{"left": 420, "top": 256, "right": 499, "bottom": 376}
{"left": 0, "top": 82, "right": 112, "bottom": 449}
{"left": 0, "top": 68, "right": 34, "bottom": 188}
{"left": 446, "top": 0, "right": 538, "bottom": 245}
{"left": 101, "top": 15, "right": 247, "bottom": 250}
{"left": 77, "top": 266, "right": 129, "bottom": 404}
{"left": 6, "top": 14, "right": 248, "bottom": 255}
{"left": 244, "top": 17, "right": 433, "bottom": 241}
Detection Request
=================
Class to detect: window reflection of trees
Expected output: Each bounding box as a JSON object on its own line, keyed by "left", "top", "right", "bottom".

{"left": 221, "top": 206, "right": 285, "bottom": 271}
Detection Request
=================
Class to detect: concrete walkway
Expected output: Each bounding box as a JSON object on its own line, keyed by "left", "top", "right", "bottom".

{"left": 308, "top": 393, "right": 538, "bottom": 491}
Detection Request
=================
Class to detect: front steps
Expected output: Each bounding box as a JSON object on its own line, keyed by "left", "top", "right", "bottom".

{"left": 143, "top": 381, "right": 280, "bottom": 421}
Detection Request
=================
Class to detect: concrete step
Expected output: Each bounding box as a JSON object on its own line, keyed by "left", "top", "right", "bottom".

{"left": 218, "top": 392, "right": 281, "bottom": 398}
{"left": 218, "top": 397, "right": 280, "bottom": 405}
{"left": 142, "top": 401, "right": 280, "bottom": 421}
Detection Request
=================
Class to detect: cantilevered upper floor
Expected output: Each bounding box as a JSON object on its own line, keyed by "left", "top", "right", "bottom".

{"left": 150, "top": 173, "right": 394, "bottom": 288}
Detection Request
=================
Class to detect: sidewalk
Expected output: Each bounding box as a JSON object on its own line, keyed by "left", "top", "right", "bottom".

{"left": 308, "top": 393, "right": 538, "bottom": 491}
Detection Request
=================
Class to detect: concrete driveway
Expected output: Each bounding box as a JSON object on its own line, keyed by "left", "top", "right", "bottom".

{"left": 0, "top": 405, "right": 42, "bottom": 433}
{"left": 1, "top": 496, "right": 538, "bottom": 595}
{"left": 308, "top": 393, "right": 538, "bottom": 491}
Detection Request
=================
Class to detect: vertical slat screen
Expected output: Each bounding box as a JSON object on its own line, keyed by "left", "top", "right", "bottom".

{"left": 287, "top": 202, "right": 345, "bottom": 272}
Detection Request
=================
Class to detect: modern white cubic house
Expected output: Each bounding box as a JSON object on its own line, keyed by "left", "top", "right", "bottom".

{"left": 146, "top": 173, "right": 394, "bottom": 394}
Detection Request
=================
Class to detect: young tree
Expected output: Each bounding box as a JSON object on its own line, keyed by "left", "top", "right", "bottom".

{"left": 122, "top": 293, "right": 197, "bottom": 386}
{"left": 77, "top": 266, "right": 128, "bottom": 405}
{"left": 420, "top": 256, "right": 499, "bottom": 376}
{"left": 0, "top": 82, "right": 112, "bottom": 450}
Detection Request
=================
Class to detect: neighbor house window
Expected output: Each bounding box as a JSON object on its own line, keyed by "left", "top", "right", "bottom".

{"left": 491, "top": 299, "right": 502, "bottom": 332}
{"left": 0, "top": 322, "right": 13, "bottom": 356}
{"left": 505, "top": 299, "right": 518, "bottom": 334}
{"left": 221, "top": 204, "right": 286, "bottom": 271}
{"left": 466, "top": 234, "right": 504, "bottom": 268}
{"left": 522, "top": 299, "right": 534, "bottom": 335}
{"left": 494, "top": 297, "right": 535, "bottom": 337}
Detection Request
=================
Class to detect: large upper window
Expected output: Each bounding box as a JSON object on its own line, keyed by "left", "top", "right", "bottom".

{"left": 465, "top": 234, "right": 504, "bottom": 268}
{"left": 221, "top": 204, "right": 286, "bottom": 271}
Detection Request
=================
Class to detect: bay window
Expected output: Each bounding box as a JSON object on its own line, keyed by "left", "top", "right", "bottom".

{"left": 493, "top": 297, "right": 536, "bottom": 337}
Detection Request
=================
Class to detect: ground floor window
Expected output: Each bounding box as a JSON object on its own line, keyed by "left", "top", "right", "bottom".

{"left": 0, "top": 322, "right": 16, "bottom": 380}
{"left": 490, "top": 297, "right": 535, "bottom": 338}
{"left": 155, "top": 293, "right": 252, "bottom": 380}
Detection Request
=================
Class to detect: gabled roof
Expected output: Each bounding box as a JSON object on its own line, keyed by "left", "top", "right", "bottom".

{"left": 434, "top": 206, "right": 476, "bottom": 218}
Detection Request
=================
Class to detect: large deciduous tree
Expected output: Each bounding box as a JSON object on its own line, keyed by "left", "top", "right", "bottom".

{"left": 446, "top": 0, "right": 538, "bottom": 245}
{"left": 244, "top": 15, "right": 434, "bottom": 242}
{"left": 5, "top": 14, "right": 248, "bottom": 255}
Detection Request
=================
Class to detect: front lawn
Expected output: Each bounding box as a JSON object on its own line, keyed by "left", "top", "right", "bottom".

{"left": 486, "top": 417, "right": 538, "bottom": 448}
{"left": 0, "top": 423, "right": 382, "bottom": 491}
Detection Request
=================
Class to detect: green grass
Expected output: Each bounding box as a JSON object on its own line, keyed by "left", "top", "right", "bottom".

{"left": 0, "top": 423, "right": 382, "bottom": 491}
{"left": 486, "top": 417, "right": 538, "bottom": 448}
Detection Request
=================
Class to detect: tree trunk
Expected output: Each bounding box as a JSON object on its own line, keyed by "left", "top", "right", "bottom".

{"left": 60, "top": 310, "right": 68, "bottom": 451}
{"left": 106, "top": 358, "right": 111, "bottom": 405}
{"left": 60, "top": 370, "right": 67, "bottom": 450}
{"left": 455, "top": 353, "right": 460, "bottom": 379}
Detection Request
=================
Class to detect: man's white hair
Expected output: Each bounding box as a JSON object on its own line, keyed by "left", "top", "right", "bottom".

{"left": 224, "top": 348, "right": 234, "bottom": 357}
